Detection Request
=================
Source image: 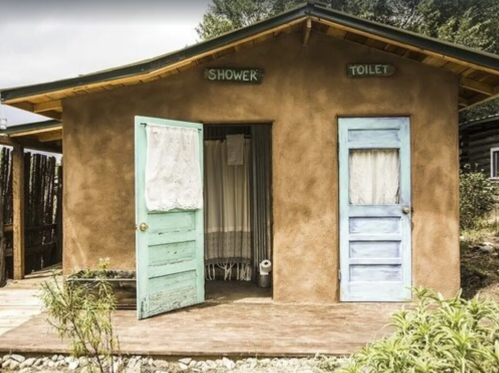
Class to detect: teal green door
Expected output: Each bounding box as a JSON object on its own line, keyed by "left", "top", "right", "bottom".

{"left": 135, "top": 116, "right": 204, "bottom": 320}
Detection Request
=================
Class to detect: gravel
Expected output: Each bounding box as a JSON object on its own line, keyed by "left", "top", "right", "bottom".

{"left": 0, "top": 354, "right": 344, "bottom": 373}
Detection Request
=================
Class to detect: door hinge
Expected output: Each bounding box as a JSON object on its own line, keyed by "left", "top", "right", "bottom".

{"left": 338, "top": 270, "right": 341, "bottom": 282}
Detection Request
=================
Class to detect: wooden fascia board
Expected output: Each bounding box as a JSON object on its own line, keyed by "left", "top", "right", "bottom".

{"left": 14, "top": 138, "right": 62, "bottom": 153}
{"left": 9, "top": 125, "right": 63, "bottom": 138}
{"left": 0, "top": 135, "right": 62, "bottom": 153}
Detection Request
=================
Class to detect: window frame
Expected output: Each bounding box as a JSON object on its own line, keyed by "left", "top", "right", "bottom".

{"left": 490, "top": 147, "right": 499, "bottom": 179}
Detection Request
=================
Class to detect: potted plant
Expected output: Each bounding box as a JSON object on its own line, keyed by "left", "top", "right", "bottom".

{"left": 66, "top": 258, "right": 137, "bottom": 310}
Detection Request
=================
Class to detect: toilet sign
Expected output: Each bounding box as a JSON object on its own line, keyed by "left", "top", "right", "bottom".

{"left": 204, "top": 68, "right": 264, "bottom": 84}
{"left": 347, "top": 64, "right": 395, "bottom": 77}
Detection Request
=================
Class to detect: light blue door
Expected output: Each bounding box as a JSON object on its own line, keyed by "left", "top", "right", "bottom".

{"left": 135, "top": 116, "right": 204, "bottom": 319}
{"left": 339, "top": 118, "right": 411, "bottom": 302}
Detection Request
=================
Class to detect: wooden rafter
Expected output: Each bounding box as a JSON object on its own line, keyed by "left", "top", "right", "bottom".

{"left": 459, "top": 96, "right": 470, "bottom": 107}
{"left": 326, "top": 26, "right": 347, "bottom": 38}
{"left": 36, "top": 130, "right": 63, "bottom": 143}
{"left": 303, "top": 18, "right": 312, "bottom": 46}
{"left": 460, "top": 77, "right": 496, "bottom": 96}
{"left": 33, "top": 100, "right": 62, "bottom": 113}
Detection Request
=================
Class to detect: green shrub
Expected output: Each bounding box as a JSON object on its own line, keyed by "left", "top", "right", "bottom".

{"left": 338, "top": 288, "right": 499, "bottom": 373}
{"left": 460, "top": 164, "right": 496, "bottom": 230}
{"left": 39, "top": 259, "right": 119, "bottom": 373}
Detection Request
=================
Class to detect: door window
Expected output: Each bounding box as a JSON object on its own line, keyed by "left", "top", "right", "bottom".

{"left": 349, "top": 149, "right": 400, "bottom": 205}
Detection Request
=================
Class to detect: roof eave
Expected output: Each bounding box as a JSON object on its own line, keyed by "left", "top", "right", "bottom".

{"left": 311, "top": 4, "right": 499, "bottom": 72}
{"left": 1, "top": 1, "right": 499, "bottom": 108}
{"left": 0, "top": 120, "right": 62, "bottom": 136}
{"left": 0, "top": 4, "right": 311, "bottom": 102}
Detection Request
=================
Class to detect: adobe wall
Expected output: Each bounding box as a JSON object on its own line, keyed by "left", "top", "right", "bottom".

{"left": 63, "top": 32, "right": 460, "bottom": 303}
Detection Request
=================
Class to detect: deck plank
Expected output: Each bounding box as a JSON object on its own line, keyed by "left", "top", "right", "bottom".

{"left": 0, "top": 268, "right": 403, "bottom": 357}
{"left": 0, "top": 264, "right": 60, "bottom": 336}
{"left": 0, "top": 302, "right": 401, "bottom": 357}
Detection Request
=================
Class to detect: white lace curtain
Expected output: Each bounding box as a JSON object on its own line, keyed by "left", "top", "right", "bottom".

{"left": 204, "top": 138, "right": 252, "bottom": 281}
{"left": 349, "top": 150, "right": 400, "bottom": 205}
{"left": 145, "top": 124, "right": 202, "bottom": 212}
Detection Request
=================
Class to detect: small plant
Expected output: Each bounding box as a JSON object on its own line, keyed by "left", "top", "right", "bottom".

{"left": 39, "top": 258, "right": 119, "bottom": 373}
{"left": 316, "top": 355, "right": 340, "bottom": 371}
{"left": 337, "top": 288, "right": 499, "bottom": 373}
{"left": 460, "top": 164, "right": 497, "bottom": 230}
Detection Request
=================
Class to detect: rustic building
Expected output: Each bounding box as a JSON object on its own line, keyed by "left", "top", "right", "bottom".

{"left": 460, "top": 114, "right": 499, "bottom": 176}
{"left": 2, "top": 2, "right": 499, "bottom": 319}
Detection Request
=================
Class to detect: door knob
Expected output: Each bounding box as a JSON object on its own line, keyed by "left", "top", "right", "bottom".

{"left": 402, "top": 207, "right": 411, "bottom": 215}
{"left": 139, "top": 223, "right": 149, "bottom": 232}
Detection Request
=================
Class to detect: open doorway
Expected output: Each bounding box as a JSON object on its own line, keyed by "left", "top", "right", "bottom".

{"left": 203, "top": 124, "right": 273, "bottom": 303}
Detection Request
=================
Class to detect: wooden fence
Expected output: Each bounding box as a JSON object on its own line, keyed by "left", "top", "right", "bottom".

{"left": 0, "top": 148, "right": 62, "bottom": 281}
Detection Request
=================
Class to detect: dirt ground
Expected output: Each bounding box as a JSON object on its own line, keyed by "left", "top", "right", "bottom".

{"left": 461, "top": 234, "right": 499, "bottom": 301}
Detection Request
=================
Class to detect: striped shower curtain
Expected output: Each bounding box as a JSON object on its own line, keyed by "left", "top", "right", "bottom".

{"left": 204, "top": 139, "right": 252, "bottom": 281}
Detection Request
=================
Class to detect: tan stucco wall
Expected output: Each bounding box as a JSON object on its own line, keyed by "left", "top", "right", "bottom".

{"left": 63, "top": 32, "right": 460, "bottom": 303}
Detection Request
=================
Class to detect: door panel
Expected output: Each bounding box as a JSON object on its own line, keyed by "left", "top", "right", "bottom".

{"left": 135, "top": 116, "right": 204, "bottom": 319}
{"left": 339, "top": 117, "right": 411, "bottom": 302}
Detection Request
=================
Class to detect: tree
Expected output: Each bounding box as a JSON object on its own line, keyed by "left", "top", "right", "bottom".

{"left": 198, "top": 0, "right": 498, "bottom": 51}
{"left": 196, "top": 0, "right": 302, "bottom": 40}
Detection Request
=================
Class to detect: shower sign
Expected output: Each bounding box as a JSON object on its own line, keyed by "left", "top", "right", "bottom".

{"left": 204, "top": 68, "right": 264, "bottom": 84}
{"left": 347, "top": 64, "right": 395, "bottom": 77}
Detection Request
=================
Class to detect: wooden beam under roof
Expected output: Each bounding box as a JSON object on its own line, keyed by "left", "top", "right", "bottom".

{"left": 459, "top": 96, "right": 470, "bottom": 107}
{"left": 325, "top": 26, "right": 347, "bottom": 38}
{"left": 36, "top": 130, "right": 63, "bottom": 143}
{"left": 33, "top": 100, "right": 62, "bottom": 113}
{"left": 460, "top": 78, "right": 497, "bottom": 96}
{"left": 303, "top": 18, "right": 312, "bottom": 46}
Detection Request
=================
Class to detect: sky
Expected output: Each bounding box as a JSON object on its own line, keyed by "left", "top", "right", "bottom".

{"left": 0, "top": 0, "right": 211, "bottom": 126}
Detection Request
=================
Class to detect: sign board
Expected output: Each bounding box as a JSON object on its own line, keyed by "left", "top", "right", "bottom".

{"left": 347, "top": 64, "right": 395, "bottom": 78}
{"left": 204, "top": 68, "right": 264, "bottom": 84}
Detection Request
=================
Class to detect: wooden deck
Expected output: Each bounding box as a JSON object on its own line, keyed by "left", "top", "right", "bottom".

{"left": 0, "top": 270, "right": 404, "bottom": 357}
{"left": 0, "top": 299, "right": 402, "bottom": 357}
{"left": 0, "top": 265, "right": 61, "bottom": 336}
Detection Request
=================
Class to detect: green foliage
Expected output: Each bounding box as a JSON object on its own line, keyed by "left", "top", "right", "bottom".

{"left": 197, "top": 0, "right": 499, "bottom": 52}
{"left": 337, "top": 288, "right": 499, "bottom": 373}
{"left": 460, "top": 165, "right": 497, "bottom": 230}
{"left": 39, "top": 258, "right": 119, "bottom": 373}
{"left": 196, "top": 0, "right": 302, "bottom": 40}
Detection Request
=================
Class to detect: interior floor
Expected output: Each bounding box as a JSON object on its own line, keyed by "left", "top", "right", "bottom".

{"left": 206, "top": 280, "right": 272, "bottom": 303}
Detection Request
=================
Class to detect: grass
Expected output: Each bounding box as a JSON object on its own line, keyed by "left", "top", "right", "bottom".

{"left": 460, "top": 223, "right": 499, "bottom": 300}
